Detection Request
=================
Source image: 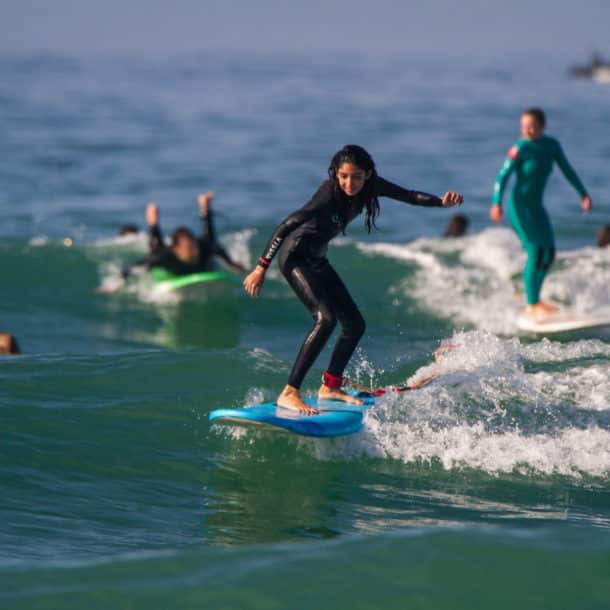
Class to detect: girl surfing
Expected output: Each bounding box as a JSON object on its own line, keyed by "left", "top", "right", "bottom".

{"left": 244, "top": 145, "right": 463, "bottom": 413}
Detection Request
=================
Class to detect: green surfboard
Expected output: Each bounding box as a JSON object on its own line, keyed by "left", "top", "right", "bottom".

{"left": 150, "top": 268, "right": 240, "bottom": 291}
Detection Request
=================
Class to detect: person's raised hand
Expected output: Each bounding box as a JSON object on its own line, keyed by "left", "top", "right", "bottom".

{"left": 146, "top": 202, "right": 159, "bottom": 227}
{"left": 441, "top": 191, "right": 463, "bottom": 207}
{"left": 581, "top": 195, "right": 592, "bottom": 213}
{"left": 198, "top": 191, "right": 215, "bottom": 215}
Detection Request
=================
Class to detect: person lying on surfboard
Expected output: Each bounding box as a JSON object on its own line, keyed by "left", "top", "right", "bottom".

{"left": 243, "top": 144, "right": 463, "bottom": 414}
{"left": 490, "top": 107, "right": 592, "bottom": 319}
{"left": 125, "top": 192, "right": 245, "bottom": 278}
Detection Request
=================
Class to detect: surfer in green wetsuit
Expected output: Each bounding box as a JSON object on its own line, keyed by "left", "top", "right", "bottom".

{"left": 490, "top": 107, "right": 592, "bottom": 318}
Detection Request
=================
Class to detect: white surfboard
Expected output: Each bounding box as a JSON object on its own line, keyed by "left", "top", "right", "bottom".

{"left": 517, "top": 310, "right": 610, "bottom": 334}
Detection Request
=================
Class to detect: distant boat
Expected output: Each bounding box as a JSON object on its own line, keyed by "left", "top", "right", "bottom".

{"left": 569, "top": 52, "right": 610, "bottom": 83}
{"left": 593, "top": 66, "right": 610, "bottom": 83}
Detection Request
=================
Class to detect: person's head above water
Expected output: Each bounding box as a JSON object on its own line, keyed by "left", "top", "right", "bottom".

{"left": 521, "top": 107, "right": 546, "bottom": 141}
{"left": 328, "top": 145, "right": 379, "bottom": 233}
{"left": 0, "top": 333, "right": 20, "bottom": 355}
{"left": 443, "top": 213, "right": 469, "bottom": 238}
{"left": 597, "top": 225, "right": 610, "bottom": 248}
{"left": 171, "top": 227, "right": 200, "bottom": 263}
{"left": 119, "top": 224, "right": 139, "bottom": 236}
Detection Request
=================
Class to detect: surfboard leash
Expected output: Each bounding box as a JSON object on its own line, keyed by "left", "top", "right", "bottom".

{"left": 344, "top": 342, "right": 457, "bottom": 397}
{"left": 344, "top": 374, "right": 438, "bottom": 397}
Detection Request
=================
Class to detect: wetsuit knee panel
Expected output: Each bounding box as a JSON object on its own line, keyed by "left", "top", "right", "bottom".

{"left": 314, "top": 306, "right": 337, "bottom": 334}
{"left": 536, "top": 246, "right": 555, "bottom": 271}
{"left": 349, "top": 314, "right": 366, "bottom": 339}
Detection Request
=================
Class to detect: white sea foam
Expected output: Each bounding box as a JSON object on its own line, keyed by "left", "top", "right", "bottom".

{"left": 521, "top": 337, "right": 610, "bottom": 362}
{"left": 29, "top": 235, "right": 50, "bottom": 246}
{"left": 248, "top": 347, "right": 288, "bottom": 374}
{"left": 544, "top": 246, "right": 610, "bottom": 315}
{"left": 223, "top": 229, "right": 254, "bottom": 271}
{"left": 309, "top": 330, "right": 610, "bottom": 478}
{"left": 358, "top": 228, "right": 610, "bottom": 335}
{"left": 92, "top": 232, "right": 149, "bottom": 250}
{"left": 96, "top": 261, "right": 183, "bottom": 304}
{"left": 361, "top": 420, "right": 610, "bottom": 478}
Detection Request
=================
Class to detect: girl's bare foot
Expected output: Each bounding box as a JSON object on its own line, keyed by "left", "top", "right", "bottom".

{"left": 277, "top": 385, "right": 318, "bottom": 415}
{"left": 538, "top": 300, "right": 559, "bottom": 313}
{"left": 527, "top": 301, "right": 559, "bottom": 318}
{"left": 318, "top": 384, "right": 363, "bottom": 405}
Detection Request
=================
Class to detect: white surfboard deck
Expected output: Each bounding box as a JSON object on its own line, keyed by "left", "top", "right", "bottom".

{"left": 517, "top": 310, "right": 610, "bottom": 334}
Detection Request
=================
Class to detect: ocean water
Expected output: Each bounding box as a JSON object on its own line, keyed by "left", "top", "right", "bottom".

{"left": 1, "top": 51, "right": 610, "bottom": 609}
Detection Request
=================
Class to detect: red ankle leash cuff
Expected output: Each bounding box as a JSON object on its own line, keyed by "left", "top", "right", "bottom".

{"left": 322, "top": 371, "right": 343, "bottom": 389}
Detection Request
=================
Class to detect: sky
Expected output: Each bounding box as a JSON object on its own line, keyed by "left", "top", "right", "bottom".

{"left": 0, "top": 0, "right": 608, "bottom": 59}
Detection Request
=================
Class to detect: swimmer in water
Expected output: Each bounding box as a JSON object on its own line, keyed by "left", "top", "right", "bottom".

{"left": 443, "top": 213, "right": 469, "bottom": 238}
{"left": 243, "top": 145, "right": 463, "bottom": 413}
{"left": 0, "top": 333, "right": 20, "bottom": 355}
{"left": 490, "top": 107, "right": 592, "bottom": 318}
{"left": 597, "top": 225, "right": 610, "bottom": 248}
{"left": 118, "top": 224, "right": 140, "bottom": 237}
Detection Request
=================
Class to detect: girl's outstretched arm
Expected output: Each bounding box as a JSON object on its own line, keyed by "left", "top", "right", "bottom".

{"left": 376, "top": 177, "right": 462, "bottom": 208}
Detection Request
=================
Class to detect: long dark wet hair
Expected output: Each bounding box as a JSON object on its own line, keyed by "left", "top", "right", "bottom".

{"left": 328, "top": 145, "right": 380, "bottom": 233}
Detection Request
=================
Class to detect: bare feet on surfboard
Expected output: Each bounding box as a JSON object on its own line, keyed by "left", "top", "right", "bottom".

{"left": 527, "top": 301, "right": 560, "bottom": 318}
{"left": 318, "top": 384, "right": 364, "bottom": 405}
{"left": 277, "top": 385, "right": 319, "bottom": 415}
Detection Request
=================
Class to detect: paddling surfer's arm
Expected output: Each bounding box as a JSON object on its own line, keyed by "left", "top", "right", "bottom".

{"left": 243, "top": 185, "right": 328, "bottom": 298}
{"left": 198, "top": 191, "right": 217, "bottom": 242}
{"left": 118, "top": 203, "right": 161, "bottom": 280}
{"left": 143, "top": 202, "right": 182, "bottom": 271}
{"left": 213, "top": 242, "right": 246, "bottom": 273}
{"left": 197, "top": 191, "right": 245, "bottom": 273}
{"left": 146, "top": 203, "right": 165, "bottom": 253}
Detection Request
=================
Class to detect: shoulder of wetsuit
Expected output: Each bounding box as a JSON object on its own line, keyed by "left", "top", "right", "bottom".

{"left": 507, "top": 141, "right": 524, "bottom": 160}
{"left": 542, "top": 135, "right": 561, "bottom": 150}
{"left": 147, "top": 247, "right": 170, "bottom": 265}
{"left": 300, "top": 179, "right": 337, "bottom": 212}
{"left": 314, "top": 179, "right": 335, "bottom": 200}
{"left": 373, "top": 175, "right": 397, "bottom": 195}
{"left": 372, "top": 175, "right": 385, "bottom": 191}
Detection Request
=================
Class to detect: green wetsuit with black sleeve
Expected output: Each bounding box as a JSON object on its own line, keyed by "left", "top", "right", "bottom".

{"left": 492, "top": 134, "right": 588, "bottom": 305}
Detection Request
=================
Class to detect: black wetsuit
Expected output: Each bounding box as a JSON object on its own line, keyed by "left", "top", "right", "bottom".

{"left": 257, "top": 177, "right": 443, "bottom": 389}
{"left": 146, "top": 209, "right": 234, "bottom": 276}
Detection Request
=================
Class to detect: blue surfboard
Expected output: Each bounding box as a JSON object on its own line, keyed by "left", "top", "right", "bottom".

{"left": 209, "top": 393, "right": 375, "bottom": 437}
